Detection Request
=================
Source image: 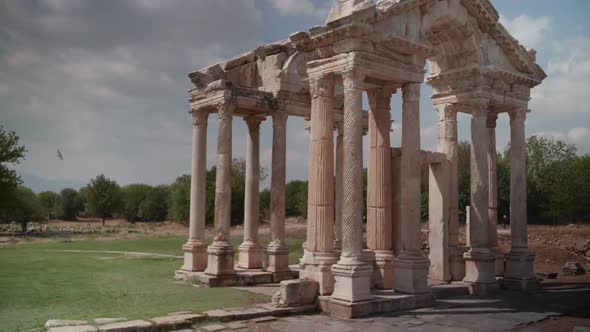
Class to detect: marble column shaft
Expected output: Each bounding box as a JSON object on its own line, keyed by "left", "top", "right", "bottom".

{"left": 331, "top": 70, "right": 372, "bottom": 303}
{"left": 469, "top": 108, "right": 490, "bottom": 250}
{"left": 238, "top": 116, "right": 264, "bottom": 269}
{"left": 181, "top": 111, "right": 209, "bottom": 272}
{"left": 306, "top": 76, "right": 335, "bottom": 253}
{"left": 267, "top": 110, "right": 290, "bottom": 274}
{"left": 393, "top": 83, "right": 430, "bottom": 295}
{"left": 205, "top": 103, "right": 235, "bottom": 276}
{"left": 334, "top": 122, "right": 344, "bottom": 251}
{"left": 487, "top": 114, "right": 498, "bottom": 248}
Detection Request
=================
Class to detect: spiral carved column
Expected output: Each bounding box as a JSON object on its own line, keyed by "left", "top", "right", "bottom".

{"left": 331, "top": 70, "right": 372, "bottom": 303}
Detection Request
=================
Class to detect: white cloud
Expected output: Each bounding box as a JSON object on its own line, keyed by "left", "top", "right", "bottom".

{"left": 532, "top": 127, "right": 590, "bottom": 154}
{"left": 265, "top": 0, "right": 329, "bottom": 19}
{"left": 530, "top": 35, "right": 590, "bottom": 116}
{"left": 499, "top": 14, "right": 551, "bottom": 49}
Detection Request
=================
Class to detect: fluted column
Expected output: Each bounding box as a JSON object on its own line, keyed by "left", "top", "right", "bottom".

{"left": 205, "top": 103, "right": 236, "bottom": 276}
{"left": 393, "top": 83, "right": 430, "bottom": 294}
{"left": 331, "top": 70, "right": 372, "bottom": 303}
{"left": 462, "top": 102, "right": 497, "bottom": 293}
{"left": 505, "top": 108, "right": 536, "bottom": 291}
{"left": 487, "top": 114, "right": 504, "bottom": 276}
{"left": 300, "top": 74, "right": 338, "bottom": 295}
{"left": 181, "top": 111, "right": 209, "bottom": 272}
{"left": 334, "top": 121, "right": 344, "bottom": 252}
{"left": 238, "top": 116, "right": 264, "bottom": 269}
{"left": 266, "top": 110, "right": 291, "bottom": 277}
{"left": 366, "top": 88, "right": 394, "bottom": 289}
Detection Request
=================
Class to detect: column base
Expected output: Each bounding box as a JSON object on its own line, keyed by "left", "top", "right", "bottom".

{"left": 372, "top": 250, "right": 394, "bottom": 289}
{"left": 204, "top": 241, "right": 236, "bottom": 276}
{"left": 491, "top": 246, "right": 505, "bottom": 277}
{"left": 504, "top": 249, "right": 536, "bottom": 292}
{"left": 331, "top": 257, "right": 373, "bottom": 303}
{"left": 449, "top": 246, "right": 467, "bottom": 281}
{"left": 393, "top": 251, "right": 431, "bottom": 294}
{"left": 237, "top": 241, "right": 263, "bottom": 269}
{"left": 463, "top": 248, "right": 499, "bottom": 295}
{"left": 181, "top": 241, "right": 208, "bottom": 272}
{"left": 299, "top": 251, "right": 338, "bottom": 295}
{"left": 265, "top": 241, "right": 290, "bottom": 273}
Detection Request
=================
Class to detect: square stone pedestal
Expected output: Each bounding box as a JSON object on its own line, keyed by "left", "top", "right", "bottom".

{"left": 331, "top": 261, "right": 373, "bottom": 303}
{"left": 265, "top": 243, "right": 290, "bottom": 282}
{"left": 299, "top": 251, "right": 338, "bottom": 295}
{"left": 320, "top": 290, "right": 433, "bottom": 319}
{"left": 237, "top": 242, "right": 263, "bottom": 269}
{"left": 504, "top": 250, "right": 537, "bottom": 292}
{"left": 372, "top": 250, "right": 394, "bottom": 289}
{"left": 393, "top": 252, "right": 431, "bottom": 294}
{"left": 204, "top": 242, "right": 236, "bottom": 276}
{"left": 463, "top": 248, "right": 499, "bottom": 295}
{"left": 492, "top": 247, "right": 505, "bottom": 277}
{"left": 181, "top": 241, "right": 207, "bottom": 272}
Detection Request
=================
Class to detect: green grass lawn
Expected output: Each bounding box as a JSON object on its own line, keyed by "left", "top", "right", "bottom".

{"left": 0, "top": 235, "right": 304, "bottom": 332}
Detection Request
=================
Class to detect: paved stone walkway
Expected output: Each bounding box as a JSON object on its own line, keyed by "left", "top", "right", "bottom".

{"left": 244, "top": 285, "right": 590, "bottom": 332}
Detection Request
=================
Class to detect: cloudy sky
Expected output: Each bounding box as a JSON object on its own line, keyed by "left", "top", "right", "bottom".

{"left": 1, "top": 0, "right": 589, "bottom": 192}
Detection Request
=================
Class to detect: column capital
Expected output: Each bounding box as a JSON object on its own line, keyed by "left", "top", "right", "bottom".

{"left": 468, "top": 99, "right": 490, "bottom": 118}
{"left": 309, "top": 73, "right": 335, "bottom": 99}
{"left": 244, "top": 116, "right": 265, "bottom": 132}
{"left": 435, "top": 103, "right": 458, "bottom": 121}
{"left": 192, "top": 111, "right": 209, "bottom": 126}
{"left": 402, "top": 83, "right": 420, "bottom": 103}
{"left": 509, "top": 108, "right": 527, "bottom": 123}
{"left": 487, "top": 113, "right": 498, "bottom": 128}
{"left": 367, "top": 87, "right": 395, "bottom": 112}
{"left": 216, "top": 102, "right": 235, "bottom": 120}
{"left": 272, "top": 110, "right": 288, "bottom": 126}
{"left": 341, "top": 69, "right": 365, "bottom": 91}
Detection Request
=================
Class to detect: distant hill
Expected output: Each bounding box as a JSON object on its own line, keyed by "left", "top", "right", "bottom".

{"left": 19, "top": 172, "right": 86, "bottom": 193}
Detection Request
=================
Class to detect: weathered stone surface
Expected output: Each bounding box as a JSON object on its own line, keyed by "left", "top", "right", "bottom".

{"left": 45, "top": 320, "right": 89, "bottom": 328}
{"left": 98, "top": 320, "right": 152, "bottom": 331}
{"left": 278, "top": 279, "right": 319, "bottom": 307}
{"left": 47, "top": 326, "right": 97, "bottom": 332}
{"left": 251, "top": 316, "right": 276, "bottom": 323}
{"left": 198, "top": 324, "right": 227, "bottom": 332}
{"left": 94, "top": 318, "right": 125, "bottom": 324}
{"left": 204, "top": 309, "right": 234, "bottom": 322}
{"left": 150, "top": 313, "right": 204, "bottom": 328}
{"left": 561, "top": 262, "right": 586, "bottom": 276}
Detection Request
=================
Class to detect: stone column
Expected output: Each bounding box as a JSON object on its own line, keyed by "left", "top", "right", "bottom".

{"left": 393, "top": 83, "right": 430, "bottom": 294}
{"left": 428, "top": 158, "right": 451, "bottom": 282}
{"left": 334, "top": 121, "right": 344, "bottom": 252}
{"left": 205, "top": 103, "right": 236, "bottom": 276}
{"left": 487, "top": 113, "right": 504, "bottom": 276}
{"left": 462, "top": 102, "right": 497, "bottom": 294}
{"left": 300, "top": 74, "right": 338, "bottom": 295}
{"left": 331, "top": 70, "right": 372, "bottom": 303}
{"left": 435, "top": 104, "right": 465, "bottom": 281}
{"left": 266, "top": 110, "right": 291, "bottom": 278}
{"left": 366, "top": 88, "right": 394, "bottom": 289}
{"left": 181, "top": 111, "right": 209, "bottom": 272}
{"left": 238, "top": 116, "right": 265, "bottom": 269}
{"left": 505, "top": 108, "right": 536, "bottom": 291}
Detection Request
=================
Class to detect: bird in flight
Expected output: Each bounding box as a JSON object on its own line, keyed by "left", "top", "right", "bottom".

{"left": 57, "top": 149, "right": 63, "bottom": 160}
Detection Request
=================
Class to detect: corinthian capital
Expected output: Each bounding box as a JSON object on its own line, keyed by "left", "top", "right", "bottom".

{"left": 309, "top": 74, "right": 335, "bottom": 99}
{"left": 192, "top": 111, "right": 209, "bottom": 126}
{"left": 341, "top": 69, "right": 365, "bottom": 91}
{"left": 435, "top": 104, "right": 457, "bottom": 121}
{"left": 509, "top": 108, "right": 527, "bottom": 123}
{"left": 245, "top": 116, "right": 265, "bottom": 132}
{"left": 402, "top": 83, "right": 420, "bottom": 102}
{"left": 272, "top": 110, "right": 288, "bottom": 129}
{"left": 216, "top": 102, "right": 234, "bottom": 121}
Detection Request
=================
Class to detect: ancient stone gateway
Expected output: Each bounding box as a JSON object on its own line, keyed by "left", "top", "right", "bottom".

{"left": 175, "top": 0, "right": 546, "bottom": 318}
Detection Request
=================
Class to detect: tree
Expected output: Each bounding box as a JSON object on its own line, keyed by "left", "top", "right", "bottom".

{"left": 168, "top": 175, "right": 191, "bottom": 223}
{"left": 85, "top": 175, "right": 123, "bottom": 226}
{"left": 122, "top": 184, "right": 152, "bottom": 223}
{"left": 59, "top": 188, "right": 84, "bottom": 220}
{"left": 0, "top": 126, "right": 27, "bottom": 204}
{"left": 285, "top": 180, "right": 308, "bottom": 218}
{"left": 0, "top": 186, "right": 43, "bottom": 232}
{"left": 139, "top": 185, "right": 170, "bottom": 222}
{"left": 38, "top": 191, "right": 61, "bottom": 220}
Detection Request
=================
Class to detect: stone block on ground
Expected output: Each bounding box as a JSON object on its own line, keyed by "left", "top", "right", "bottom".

{"left": 198, "top": 324, "right": 227, "bottom": 332}
{"left": 251, "top": 316, "right": 276, "bottom": 323}
{"left": 47, "top": 326, "right": 97, "bottom": 332}
{"left": 45, "top": 320, "right": 89, "bottom": 328}
{"left": 561, "top": 262, "right": 586, "bottom": 276}
{"left": 150, "top": 313, "right": 204, "bottom": 329}
{"left": 204, "top": 309, "right": 234, "bottom": 322}
{"left": 94, "top": 318, "right": 126, "bottom": 324}
{"left": 277, "top": 279, "right": 319, "bottom": 307}
{"left": 97, "top": 319, "right": 152, "bottom": 331}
